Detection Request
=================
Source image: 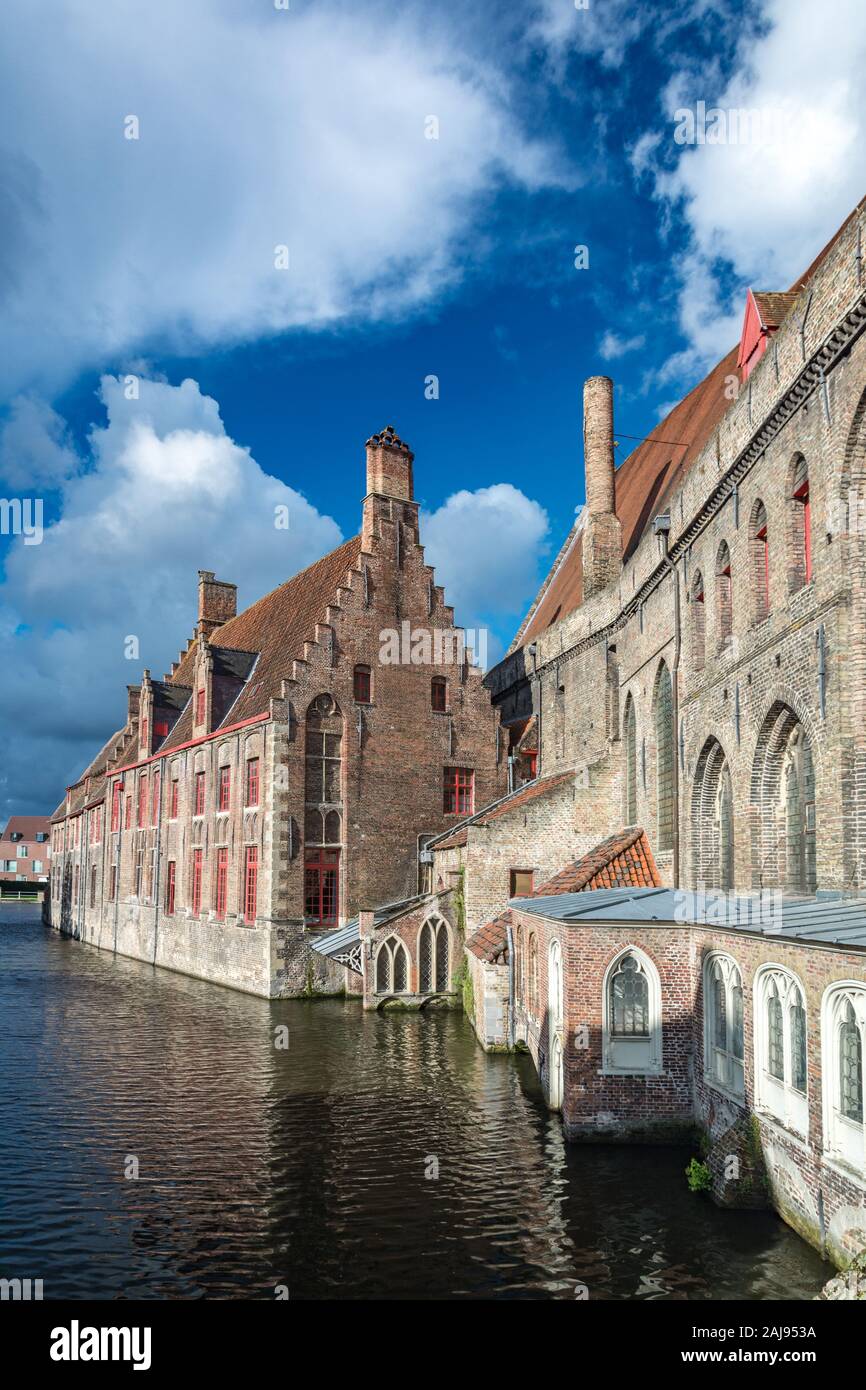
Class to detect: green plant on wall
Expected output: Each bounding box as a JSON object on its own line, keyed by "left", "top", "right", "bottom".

{"left": 453, "top": 867, "right": 466, "bottom": 936}
{"left": 685, "top": 1157, "right": 712, "bottom": 1193}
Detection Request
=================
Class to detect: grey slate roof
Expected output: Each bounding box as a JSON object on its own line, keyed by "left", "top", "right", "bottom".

{"left": 311, "top": 894, "right": 430, "bottom": 959}
{"left": 511, "top": 887, "right": 866, "bottom": 951}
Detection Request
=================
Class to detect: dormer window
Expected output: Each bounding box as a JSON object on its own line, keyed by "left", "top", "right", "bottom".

{"left": 737, "top": 289, "right": 797, "bottom": 381}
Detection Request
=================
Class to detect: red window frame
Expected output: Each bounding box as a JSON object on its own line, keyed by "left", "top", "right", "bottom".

{"left": 218, "top": 766, "right": 231, "bottom": 812}
{"left": 243, "top": 845, "right": 258, "bottom": 924}
{"left": 154, "top": 719, "right": 169, "bottom": 739}
{"left": 215, "top": 847, "right": 228, "bottom": 919}
{"left": 443, "top": 766, "right": 474, "bottom": 815}
{"left": 794, "top": 479, "right": 812, "bottom": 582}
{"left": 124, "top": 795, "right": 132, "bottom": 830}
{"left": 194, "top": 771, "right": 206, "bottom": 817}
{"left": 165, "top": 860, "right": 176, "bottom": 914}
{"left": 353, "top": 665, "right": 371, "bottom": 703}
{"left": 151, "top": 774, "right": 160, "bottom": 827}
{"left": 111, "top": 782, "right": 122, "bottom": 833}
{"left": 138, "top": 773, "right": 148, "bottom": 828}
{"left": 140, "top": 718, "right": 148, "bottom": 749}
{"left": 196, "top": 688, "right": 206, "bottom": 725}
{"left": 245, "top": 757, "right": 260, "bottom": 808}
{"left": 191, "top": 848, "right": 203, "bottom": 914}
{"left": 304, "top": 848, "right": 339, "bottom": 924}
{"left": 170, "top": 778, "right": 179, "bottom": 819}
{"left": 431, "top": 677, "right": 447, "bottom": 712}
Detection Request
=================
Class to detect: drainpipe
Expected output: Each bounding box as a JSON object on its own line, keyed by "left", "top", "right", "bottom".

{"left": 505, "top": 918, "right": 515, "bottom": 1050}
{"left": 657, "top": 522, "right": 681, "bottom": 887}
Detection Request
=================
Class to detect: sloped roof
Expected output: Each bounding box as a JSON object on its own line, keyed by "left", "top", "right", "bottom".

{"left": 752, "top": 291, "right": 798, "bottom": 330}
{"left": 432, "top": 768, "right": 575, "bottom": 851}
{"left": 531, "top": 826, "right": 660, "bottom": 896}
{"left": 466, "top": 912, "right": 511, "bottom": 963}
{"left": 515, "top": 200, "right": 863, "bottom": 648}
{"left": 154, "top": 535, "right": 362, "bottom": 753}
{"left": 0, "top": 815, "right": 51, "bottom": 843}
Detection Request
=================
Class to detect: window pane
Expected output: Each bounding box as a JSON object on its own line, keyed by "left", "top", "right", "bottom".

{"left": 611, "top": 955, "right": 649, "bottom": 1036}
{"left": 791, "top": 1000, "right": 807, "bottom": 1093}
{"left": 840, "top": 1009, "right": 863, "bottom": 1123}
{"left": 767, "top": 990, "right": 784, "bottom": 1080}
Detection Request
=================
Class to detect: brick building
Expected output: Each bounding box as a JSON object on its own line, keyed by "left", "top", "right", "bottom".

{"left": 0, "top": 815, "right": 51, "bottom": 891}
{"left": 45, "top": 427, "right": 506, "bottom": 995}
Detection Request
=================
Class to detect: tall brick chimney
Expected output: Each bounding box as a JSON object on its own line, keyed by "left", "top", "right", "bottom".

{"left": 365, "top": 425, "right": 414, "bottom": 502}
{"left": 581, "top": 376, "right": 622, "bottom": 599}
{"left": 197, "top": 571, "right": 237, "bottom": 639}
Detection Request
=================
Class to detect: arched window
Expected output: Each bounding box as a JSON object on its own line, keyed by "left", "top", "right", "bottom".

{"left": 754, "top": 967, "right": 808, "bottom": 1135}
{"left": 419, "top": 916, "right": 449, "bottom": 993}
{"left": 603, "top": 947, "right": 662, "bottom": 1074}
{"left": 528, "top": 933, "right": 538, "bottom": 1017}
{"left": 304, "top": 694, "right": 342, "bottom": 923}
{"left": 691, "top": 739, "right": 734, "bottom": 890}
{"left": 515, "top": 924, "right": 523, "bottom": 999}
{"left": 704, "top": 953, "right": 744, "bottom": 1096}
{"left": 789, "top": 455, "right": 812, "bottom": 590}
{"left": 653, "top": 661, "right": 674, "bottom": 852}
{"left": 624, "top": 695, "right": 637, "bottom": 825}
{"left": 751, "top": 704, "right": 817, "bottom": 894}
{"left": 375, "top": 937, "right": 410, "bottom": 995}
{"left": 690, "top": 571, "right": 705, "bottom": 671}
{"left": 750, "top": 499, "right": 770, "bottom": 623}
{"left": 353, "top": 664, "right": 372, "bottom": 704}
{"left": 715, "top": 540, "right": 732, "bottom": 648}
{"left": 431, "top": 676, "right": 447, "bottom": 712}
{"left": 822, "top": 985, "right": 866, "bottom": 1172}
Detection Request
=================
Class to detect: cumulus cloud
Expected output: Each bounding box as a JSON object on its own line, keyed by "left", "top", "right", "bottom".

{"left": 645, "top": 0, "right": 866, "bottom": 372}
{"left": 0, "top": 396, "right": 80, "bottom": 490}
{"left": 0, "top": 0, "right": 574, "bottom": 400}
{"left": 421, "top": 483, "right": 549, "bottom": 662}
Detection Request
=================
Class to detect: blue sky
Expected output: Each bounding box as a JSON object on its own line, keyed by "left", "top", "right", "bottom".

{"left": 1, "top": 0, "right": 864, "bottom": 815}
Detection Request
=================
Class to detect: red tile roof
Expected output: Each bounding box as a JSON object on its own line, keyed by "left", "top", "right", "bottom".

{"left": 466, "top": 912, "right": 511, "bottom": 963}
{"left": 434, "top": 768, "right": 575, "bottom": 850}
{"left": 515, "top": 200, "right": 864, "bottom": 648}
{"left": 531, "top": 826, "right": 660, "bottom": 895}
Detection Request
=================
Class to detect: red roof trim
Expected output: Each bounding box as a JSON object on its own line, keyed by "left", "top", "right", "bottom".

{"left": 66, "top": 711, "right": 270, "bottom": 790}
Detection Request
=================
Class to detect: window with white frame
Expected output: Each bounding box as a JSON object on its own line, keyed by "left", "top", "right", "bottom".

{"left": 704, "top": 954, "right": 744, "bottom": 1096}
{"left": 375, "top": 937, "right": 409, "bottom": 995}
{"left": 549, "top": 938, "right": 563, "bottom": 1034}
{"left": 822, "top": 985, "right": 866, "bottom": 1174}
{"left": 603, "top": 947, "right": 662, "bottom": 1074}
{"left": 754, "top": 967, "right": 808, "bottom": 1135}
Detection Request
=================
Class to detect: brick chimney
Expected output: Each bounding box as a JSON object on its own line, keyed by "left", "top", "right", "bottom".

{"left": 198, "top": 571, "right": 237, "bottom": 640}
{"left": 365, "top": 426, "right": 414, "bottom": 501}
{"left": 581, "top": 376, "right": 622, "bottom": 599}
{"left": 362, "top": 426, "right": 418, "bottom": 548}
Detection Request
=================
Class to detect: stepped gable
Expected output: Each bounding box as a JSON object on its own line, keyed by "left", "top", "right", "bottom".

{"left": 160, "top": 534, "right": 363, "bottom": 749}
{"left": 515, "top": 200, "right": 864, "bottom": 649}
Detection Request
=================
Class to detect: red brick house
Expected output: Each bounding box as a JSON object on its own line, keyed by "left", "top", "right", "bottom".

{"left": 0, "top": 815, "right": 51, "bottom": 890}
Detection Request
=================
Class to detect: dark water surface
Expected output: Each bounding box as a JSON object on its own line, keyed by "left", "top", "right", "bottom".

{"left": 0, "top": 909, "right": 829, "bottom": 1300}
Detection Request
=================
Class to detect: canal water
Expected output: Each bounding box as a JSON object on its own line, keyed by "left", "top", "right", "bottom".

{"left": 0, "top": 908, "right": 829, "bottom": 1300}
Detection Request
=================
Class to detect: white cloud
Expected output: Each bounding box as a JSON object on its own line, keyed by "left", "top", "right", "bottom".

{"left": 0, "top": 0, "right": 574, "bottom": 400}
{"left": 647, "top": 0, "right": 866, "bottom": 371}
{"left": 0, "top": 396, "right": 80, "bottom": 490}
{"left": 420, "top": 483, "right": 549, "bottom": 654}
{"left": 599, "top": 330, "right": 646, "bottom": 360}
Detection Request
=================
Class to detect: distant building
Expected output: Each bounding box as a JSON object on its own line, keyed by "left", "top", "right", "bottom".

{"left": 0, "top": 816, "right": 52, "bottom": 888}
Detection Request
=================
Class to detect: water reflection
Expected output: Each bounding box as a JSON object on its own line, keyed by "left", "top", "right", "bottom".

{"left": 0, "top": 912, "right": 828, "bottom": 1300}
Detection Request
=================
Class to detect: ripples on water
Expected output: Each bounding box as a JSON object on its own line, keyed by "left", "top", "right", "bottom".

{"left": 0, "top": 910, "right": 828, "bottom": 1300}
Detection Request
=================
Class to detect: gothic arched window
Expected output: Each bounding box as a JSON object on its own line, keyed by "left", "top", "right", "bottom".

{"left": 750, "top": 499, "right": 770, "bottom": 624}
{"left": 822, "top": 986, "right": 866, "bottom": 1172}
{"left": 705, "top": 953, "right": 744, "bottom": 1096}
{"left": 419, "top": 916, "right": 449, "bottom": 993}
{"left": 692, "top": 739, "right": 735, "bottom": 891}
{"left": 754, "top": 967, "right": 808, "bottom": 1134}
{"left": 715, "top": 540, "right": 732, "bottom": 648}
{"left": 304, "top": 694, "right": 342, "bottom": 923}
{"left": 603, "top": 947, "right": 662, "bottom": 1074}
{"left": 789, "top": 454, "right": 812, "bottom": 590}
{"left": 653, "top": 662, "right": 674, "bottom": 852}
{"left": 691, "top": 571, "right": 705, "bottom": 671}
{"left": 751, "top": 704, "right": 817, "bottom": 894}
{"left": 376, "top": 937, "right": 410, "bottom": 995}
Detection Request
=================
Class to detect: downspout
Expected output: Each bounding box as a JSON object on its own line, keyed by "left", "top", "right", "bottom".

{"left": 662, "top": 534, "right": 681, "bottom": 888}
{"left": 505, "top": 918, "right": 515, "bottom": 1050}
